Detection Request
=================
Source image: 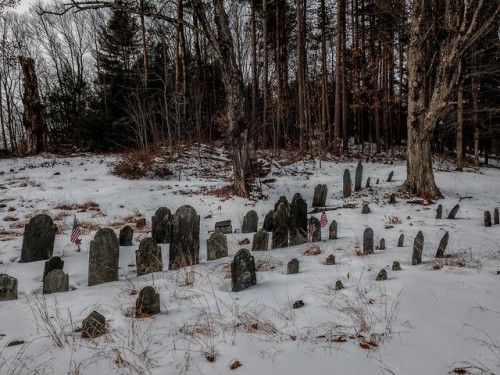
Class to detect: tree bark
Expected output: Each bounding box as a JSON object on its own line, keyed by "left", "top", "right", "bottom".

{"left": 456, "top": 82, "right": 464, "bottom": 171}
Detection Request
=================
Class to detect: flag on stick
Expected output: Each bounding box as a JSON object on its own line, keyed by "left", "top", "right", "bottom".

{"left": 71, "top": 216, "right": 82, "bottom": 250}
{"left": 320, "top": 210, "right": 328, "bottom": 227}
{"left": 309, "top": 221, "right": 316, "bottom": 242}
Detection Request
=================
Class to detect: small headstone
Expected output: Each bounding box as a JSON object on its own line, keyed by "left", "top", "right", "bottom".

{"left": 151, "top": 207, "right": 171, "bottom": 244}
{"left": 207, "top": 231, "right": 228, "bottom": 260}
{"left": 0, "top": 274, "right": 17, "bottom": 301}
{"left": 325, "top": 254, "right": 336, "bottom": 265}
{"left": 484, "top": 211, "right": 492, "bottom": 227}
{"left": 343, "top": 169, "right": 352, "bottom": 198}
{"left": 376, "top": 269, "right": 387, "bottom": 281}
{"left": 309, "top": 216, "right": 321, "bottom": 242}
{"left": 274, "top": 196, "right": 289, "bottom": 212}
{"left": 88, "top": 228, "right": 119, "bottom": 286}
{"left": 136, "top": 286, "right": 160, "bottom": 316}
{"left": 292, "top": 300, "right": 304, "bottom": 309}
{"left": 272, "top": 203, "right": 289, "bottom": 249}
{"left": 20, "top": 214, "right": 57, "bottom": 263}
{"left": 43, "top": 269, "right": 69, "bottom": 294}
{"left": 287, "top": 259, "right": 299, "bottom": 274}
{"left": 263, "top": 210, "right": 274, "bottom": 231}
{"left": 170, "top": 205, "right": 200, "bottom": 269}
{"left": 81, "top": 311, "right": 106, "bottom": 339}
{"left": 379, "top": 238, "right": 386, "bottom": 250}
{"left": 363, "top": 227, "right": 374, "bottom": 254}
{"left": 215, "top": 220, "right": 232, "bottom": 234}
{"left": 387, "top": 171, "right": 394, "bottom": 182}
{"left": 290, "top": 193, "right": 308, "bottom": 245}
{"left": 312, "top": 184, "right": 328, "bottom": 207}
{"left": 389, "top": 194, "right": 396, "bottom": 204}
{"left": 242, "top": 210, "right": 258, "bottom": 233}
{"left": 447, "top": 204, "right": 460, "bottom": 219}
{"left": 435, "top": 231, "right": 449, "bottom": 258}
{"left": 119, "top": 225, "right": 134, "bottom": 246}
{"left": 231, "top": 249, "right": 256, "bottom": 292}
{"left": 361, "top": 202, "right": 371, "bottom": 214}
{"left": 376, "top": 178, "right": 380, "bottom": 184}
{"left": 43, "top": 256, "right": 64, "bottom": 280}
{"left": 355, "top": 161, "right": 363, "bottom": 192}
{"left": 329, "top": 220, "right": 338, "bottom": 240}
{"left": 412, "top": 231, "right": 424, "bottom": 265}
{"left": 392, "top": 261, "right": 401, "bottom": 271}
{"left": 365, "top": 177, "right": 371, "bottom": 188}
{"left": 136, "top": 238, "right": 163, "bottom": 276}
{"left": 397, "top": 234, "right": 404, "bottom": 247}
{"left": 494, "top": 208, "right": 499, "bottom": 225}
{"left": 436, "top": 204, "right": 443, "bottom": 219}
{"left": 252, "top": 229, "right": 269, "bottom": 251}
{"left": 335, "top": 280, "right": 344, "bottom": 290}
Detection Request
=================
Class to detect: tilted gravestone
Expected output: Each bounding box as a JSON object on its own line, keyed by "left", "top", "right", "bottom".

{"left": 312, "top": 184, "right": 328, "bottom": 207}
{"left": 392, "top": 261, "right": 402, "bottom": 271}
{"left": 355, "top": 161, "right": 363, "bottom": 192}
{"left": 43, "top": 269, "right": 69, "bottom": 294}
{"left": 151, "top": 207, "right": 171, "bottom": 244}
{"left": 252, "top": 229, "right": 269, "bottom": 251}
{"left": 435, "top": 231, "right": 449, "bottom": 258}
{"left": 242, "top": 210, "right": 258, "bottom": 233}
{"left": 343, "top": 169, "right": 352, "bottom": 198}
{"left": 376, "top": 269, "right": 388, "bottom": 281}
{"left": 272, "top": 202, "right": 289, "bottom": 249}
{"left": 447, "top": 204, "right": 460, "bottom": 219}
{"left": 0, "top": 274, "right": 17, "bottom": 301}
{"left": 290, "top": 193, "right": 307, "bottom": 245}
{"left": 88, "top": 228, "right": 119, "bottom": 286}
{"left": 494, "top": 208, "right": 499, "bottom": 225}
{"left": 207, "top": 231, "right": 228, "bottom": 260}
{"left": 136, "top": 237, "right": 163, "bottom": 276}
{"left": 43, "top": 256, "right": 64, "bottom": 280}
{"left": 287, "top": 259, "right": 299, "bottom": 274}
{"left": 309, "top": 216, "right": 321, "bottom": 242}
{"left": 169, "top": 205, "right": 200, "bottom": 270}
{"left": 136, "top": 286, "right": 160, "bottom": 317}
{"left": 82, "top": 311, "right": 106, "bottom": 339}
{"left": 119, "top": 225, "right": 134, "bottom": 246}
{"left": 379, "top": 238, "right": 386, "bottom": 250}
{"left": 484, "top": 211, "right": 492, "bottom": 227}
{"left": 20, "top": 214, "right": 57, "bottom": 263}
{"left": 397, "top": 234, "right": 404, "bottom": 247}
{"left": 263, "top": 210, "right": 274, "bottom": 231}
{"left": 363, "top": 227, "right": 374, "bottom": 254}
{"left": 329, "top": 220, "right": 338, "bottom": 240}
{"left": 215, "top": 220, "right": 232, "bottom": 234}
{"left": 436, "top": 204, "right": 443, "bottom": 219}
{"left": 231, "top": 249, "right": 256, "bottom": 292}
{"left": 412, "top": 231, "right": 424, "bottom": 265}
{"left": 387, "top": 171, "right": 394, "bottom": 182}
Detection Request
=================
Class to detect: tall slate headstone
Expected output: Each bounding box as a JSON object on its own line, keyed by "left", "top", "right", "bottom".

{"left": 136, "top": 286, "right": 160, "bottom": 316}
{"left": 20, "top": 214, "right": 57, "bottom": 263}
{"left": 0, "top": 274, "right": 17, "bottom": 301}
{"left": 263, "top": 210, "right": 274, "bottom": 232}
{"left": 252, "top": 229, "right": 269, "bottom": 251}
{"left": 43, "top": 269, "right": 69, "bottom": 294}
{"left": 363, "top": 227, "right": 374, "bottom": 254}
{"left": 272, "top": 202, "right": 289, "bottom": 249}
{"left": 207, "top": 231, "right": 228, "bottom": 260}
{"left": 435, "top": 231, "right": 449, "bottom": 258}
{"left": 43, "top": 256, "right": 64, "bottom": 280}
{"left": 242, "top": 210, "right": 258, "bottom": 233}
{"left": 231, "top": 249, "right": 256, "bottom": 292}
{"left": 88, "top": 228, "right": 119, "bottom": 286}
{"left": 412, "top": 231, "right": 424, "bottom": 265}
{"left": 290, "top": 193, "right": 308, "bottom": 245}
{"left": 329, "top": 220, "right": 338, "bottom": 240}
{"left": 169, "top": 205, "right": 200, "bottom": 269}
{"left": 151, "top": 207, "right": 171, "bottom": 244}
{"left": 354, "top": 161, "right": 363, "bottom": 192}
{"left": 119, "top": 225, "right": 134, "bottom": 246}
{"left": 436, "top": 204, "right": 443, "bottom": 219}
{"left": 494, "top": 208, "right": 499, "bottom": 225}
{"left": 309, "top": 216, "right": 321, "bottom": 242}
{"left": 448, "top": 204, "right": 460, "bottom": 219}
{"left": 397, "top": 234, "right": 404, "bottom": 247}
{"left": 484, "top": 211, "right": 492, "bottom": 227}
{"left": 343, "top": 169, "right": 352, "bottom": 198}
{"left": 312, "top": 184, "right": 328, "bottom": 207}
{"left": 387, "top": 171, "right": 394, "bottom": 182}
{"left": 136, "top": 237, "right": 163, "bottom": 276}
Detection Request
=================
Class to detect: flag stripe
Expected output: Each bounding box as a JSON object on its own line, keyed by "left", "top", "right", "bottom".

{"left": 320, "top": 211, "right": 328, "bottom": 227}
{"left": 71, "top": 217, "right": 81, "bottom": 243}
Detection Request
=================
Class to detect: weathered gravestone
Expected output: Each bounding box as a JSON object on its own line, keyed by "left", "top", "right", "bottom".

{"left": 355, "top": 161, "right": 363, "bottom": 192}
{"left": 363, "top": 227, "right": 374, "bottom": 254}
{"left": 387, "top": 171, "right": 394, "bottom": 182}
{"left": 136, "top": 238, "right": 162, "bottom": 276}
{"left": 242, "top": 210, "right": 258, "bottom": 233}
{"left": 231, "top": 249, "right": 256, "bottom": 292}
{"left": 309, "top": 216, "right": 321, "bottom": 242}
{"left": 287, "top": 259, "right": 299, "bottom": 274}
{"left": 495, "top": 208, "right": 499, "bottom": 225}
{"left": 329, "top": 220, "right": 338, "bottom": 240}
{"left": 392, "top": 261, "right": 402, "bottom": 271}
{"left": 361, "top": 202, "right": 371, "bottom": 214}
{"left": 335, "top": 280, "right": 344, "bottom": 290}
{"left": 435, "top": 231, "right": 449, "bottom": 258}
{"left": 274, "top": 196, "right": 289, "bottom": 212}
{"left": 88, "top": 228, "right": 119, "bottom": 286}
{"left": 325, "top": 254, "right": 336, "bottom": 265}
{"left": 436, "top": 204, "right": 443, "bottom": 219}
{"left": 207, "top": 231, "right": 228, "bottom": 260}
{"left": 484, "top": 211, "right": 492, "bottom": 227}
{"left": 20, "top": 214, "right": 57, "bottom": 263}
{"left": 376, "top": 269, "right": 388, "bottom": 281}
{"left": 412, "top": 231, "right": 424, "bottom": 265}
{"left": 119, "top": 225, "right": 134, "bottom": 246}
{"left": 169, "top": 205, "right": 200, "bottom": 269}
{"left": 343, "top": 169, "right": 352, "bottom": 198}
{"left": 312, "top": 184, "right": 328, "bottom": 207}
{"left": 215, "top": 220, "right": 232, "bottom": 234}
{"left": 151, "top": 207, "right": 171, "bottom": 244}
{"left": 82, "top": 311, "right": 106, "bottom": 339}
{"left": 136, "top": 286, "right": 160, "bottom": 317}
{"left": 448, "top": 204, "right": 460, "bottom": 219}
{"left": 379, "top": 238, "right": 386, "bottom": 250}
{"left": 366, "top": 177, "right": 371, "bottom": 188}
{"left": 263, "top": 210, "right": 274, "bottom": 232}
{"left": 290, "top": 193, "right": 307, "bottom": 245}
{"left": 43, "top": 256, "right": 64, "bottom": 280}
{"left": 389, "top": 194, "right": 397, "bottom": 204}
{"left": 252, "top": 229, "right": 269, "bottom": 251}
{"left": 43, "top": 269, "right": 69, "bottom": 294}
{"left": 272, "top": 203, "right": 289, "bottom": 249}
{"left": 0, "top": 274, "right": 17, "bottom": 301}
{"left": 397, "top": 234, "right": 404, "bottom": 247}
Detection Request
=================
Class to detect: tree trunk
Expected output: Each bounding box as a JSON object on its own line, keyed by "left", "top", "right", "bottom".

{"left": 456, "top": 82, "right": 464, "bottom": 171}
{"left": 333, "top": 0, "right": 344, "bottom": 155}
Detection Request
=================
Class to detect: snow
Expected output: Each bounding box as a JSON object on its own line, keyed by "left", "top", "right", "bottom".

{"left": 0, "top": 149, "right": 499, "bottom": 375}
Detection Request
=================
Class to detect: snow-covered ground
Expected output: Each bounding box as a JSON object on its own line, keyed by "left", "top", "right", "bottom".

{"left": 0, "top": 148, "right": 499, "bottom": 375}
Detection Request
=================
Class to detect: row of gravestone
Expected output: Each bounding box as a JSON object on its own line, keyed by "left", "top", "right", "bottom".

{"left": 484, "top": 208, "right": 499, "bottom": 227}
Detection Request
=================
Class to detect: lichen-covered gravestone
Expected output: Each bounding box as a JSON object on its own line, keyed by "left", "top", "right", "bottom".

{"left": 119, "top": 225, "right": 134, "bottom": 246}
{"left": 136, "top": 237, "right": 163, "bottom": 276}
{"left": 231, "top": 249, "right": 256, "bottom": 292}
{"left": 436, "top": 204, "right": 443, "bottom": 219}
{"left": 376, "top": 269, "right": 387, "bottom": 281}
{"left": 435, "top": 231, "right": 449, "bottom": 258}
{"left": 361, "top": 202, "right": 371, "bottom": 214}
{"left": 263, "top": 210, "right": 274, "bottom": 231}
{"left": 309, "top": 216, "right": 321, "bottom": 242}
{"left": 88, "top": 228, "right": 119, "bottom": 286}
{"left": 343, "top": 169, "right": 352, "bottom": 198}
{"left": 274, "top": 196, "right": 289, "bottom": 212}
{"left": 151, "top": 207, "right": 171, "bottom": 244}
{"left": 43, "top": 256, "right": 64, "bottom": 280}
{"left": 355, "top": 161, "right": 363, "bottom": 192}
{"left": 272, "top": 202, "right": 289, "bottom": 249}
{"left": 312, "top": 184, "right": 327, "bottom": 207}
{"left": 447, "top": 204, "right": 460, "bottom": 219}
{"left": 392, "top": 261, "right": 401, "bottom": 271}
{"left": 43, "top": 269, "right": 69, "bottom": 294}
{"left": 290, "top": 193, "right": 307, "bottom": 245}
{"left": 325, "top": 254, "right": 336, "bottom": 265}
{"left": 287, "top": 259, "right": 299, "bottom": 274}
{"left": 82, "top": 311, "right": 106, "bottom": 339}
{"left": 363, "top": 227, "right": 374, "bottom": 254}
{"left": 412, "top": 231, "right": 424, "bottom": 265}
{"left": 398, "top": 234, "right": 404, "bottom": 247}
{"left": 329, "top": 220, "right": 338, "bottom": 240}
{"left": 242, "top": 210, "right": 258, "bottom": 233}
{"left": 0, "top": 274, "right": 17, "bottom": 301}
{"left": 20, "top": 214, "right": 57, "bottom": 263}
{"left": 136, "top": 286, "right": 160, "bottom": 316}
{"left": 484, "top": 211, "right": 492, "bottom": 227}
{"left": 252, "top": 229, "right": 269, "bottom": 251}
{"left": 207, "top": 231, "right": 228, "bottom": 260}
{"left": 169, "top": 205, "right": 200, "bottom": 269}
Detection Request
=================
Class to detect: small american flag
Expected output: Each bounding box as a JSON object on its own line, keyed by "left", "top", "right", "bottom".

{"left": 320, "top": 210, "right": 328, "bottom": 227}
{"left": 71, "top": 216, "right": 82, "bottom": 244}
{"left": 309, "top": 221, "right": 316, "bottom": 241}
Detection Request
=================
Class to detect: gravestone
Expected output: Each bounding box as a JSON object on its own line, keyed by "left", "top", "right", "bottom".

{"left": 343, "top": 169, "right": 352, "bottom": 198}
{"left": 335, "top": 280, "right": 344, "bottom": 290}
{"left": 495, "top": 208, "right": 499, "bottom": 225}
{"left": 292, "top": 300, "right": 304, "bottom": 309}
{"left": 20, "top": 214, "right": 57, "bottom": 263}
{"left": 397, "top": 234, "right": 404, "bottom": 247}
{"left": 447, "top": 204, "right": 460, "bottom": 219}
{"left": 215, "top": 220, "right": 232, "bottom": 234}
{"left": 376, "top": 269, "right": 388, "bottom": 281}
{"left": 272, "top": 203, "right": 289, "bottom": 249}
{"left": 387, "top": 171, "right": 394, "bottom": 182}
{"left": 435, "top": 231, "right": 449, "bottom": 258}
{"left": 169, "top": 205, "right": 200, "bottom": 269}
{"left": 287, "top": 259, "right": 299, "bottom": 274}
{"left": 274, "top": 196, "right": 289, "bottom": 212}
{"left": 0, "top": 274, "right": 17, "bottom": 301}
{"left": 88, "top": 228, "right": 119, "bottom": 286}
{"left": 231, "top": 249, "right": 256, "bottom": 292}
{"left": 242, "top": 210, "right": 258, "bottom": 233}
{"left": 389, "top": 194, "right": 396, "bottom": 204}
{"left": 43, "top": 269, "right": 69, "bottom": 294}
{"left": 412, "top": 231, "right": 424, "bottom": 265}
{"left": 379, "top": 238, "right": 386, "bottom": 250}
{"left": 309, "top": 216, "right": 321, "bottom": 242}
{"left": 363, "top": 227, "right": 374, "bottom": 254}
{"left": 361, "top": 202, "right": 371, "bottom": 214}
{"left": 207, "top": 231, "right": 228, "bottom": 260}
{"left": 392, "top": 261, "right": 401, "bottom": 271}
{"left": 82, "top": 311, "right": 106, "bottom": 339}
{"left": 312, "top": 184, "right": 328, "bottom": 207}
{"left": 136, "top": 238, "right": 163, "bottom": 276}
{"left": 136, "top": 286, "right": 160, "bottom": 316}
{"left": 43, "top": 256, "right": 64, "bottom": 280}
{"left": 252, "top": 229, "right": 269, "bottom": 251}
{"left": 355, "top": 161, "right": 363, "bottom": 192}
{"left": 151, "top": 207, "right": 171, "bottom": 244}
{"left": 325, "top": 254, "right": 336, "bottom": 265}
{"left": 290, "top": 193, "right": 308, "bottom": 245}
{"left": 366, "top": 177, "right": 371, "bottom": 188}
{"left": 119, "top": 225, "right": 134, "bottom": 246}
{"left": 436, "top": 204, "right": 443, "bottom": 219}
{"left": 263, "top": 210, "right": 274, "bottom": 231}
{"left": 484, "top": 211, "right": 492, "bottom": 227}
{"left": 329, "top": 220, "right": 338, "bottom": 240}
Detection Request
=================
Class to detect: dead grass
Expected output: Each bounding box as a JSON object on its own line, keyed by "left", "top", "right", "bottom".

{"left": 55, "top": 201, "right": 101, "bottom": 213}
{"left": 386, "top": 216, "right": 402, "bottom": 225}
{"left": 3, "top": 216, "right": 18, "bottom": 222}
{"left": 112, "top": 149, "right": 172, "bottom": 180}
{"left": 303, "top": 244, "right": 322, "bottom": 255}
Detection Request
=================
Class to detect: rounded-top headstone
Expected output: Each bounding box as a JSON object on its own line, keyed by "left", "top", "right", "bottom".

{"left": 20, "top": 214, "right": 57, "bottom": 263}
{"left": 207, "top": 231, "right": 228, "bottom": 260}
{"left": 88, "top": 228, "right": 119, "bottom": 286}
{"left": 242, "top": 210, "right": 258, "bottom": 233}
{"left": 152, "top": 207, "right": 171, "bottom": 244}
{"left": 43, "top": 269, "right": 69, "bottom": 294}
{"left": 136, "top": 237, "right": 162, "bottom": 276}
{"left": 0, "top": 274, "right": 17, "bottom": 301}
{"left": 363, "top": 227, "right": 374, "bottom": 254}
{"left": 136, "top": 286, "right": 160, "bottom": 316}
{"left": 119, "top": 225, "right": 134, "bottom": 246}
{"left": 43, "top": 256, "right": 64, "bottom": 280}
{"left": 231, "top": 248, "right": 257, "bottom": 292}
{"left": 169, "top": 205, "right": 200, "bottom": 269}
